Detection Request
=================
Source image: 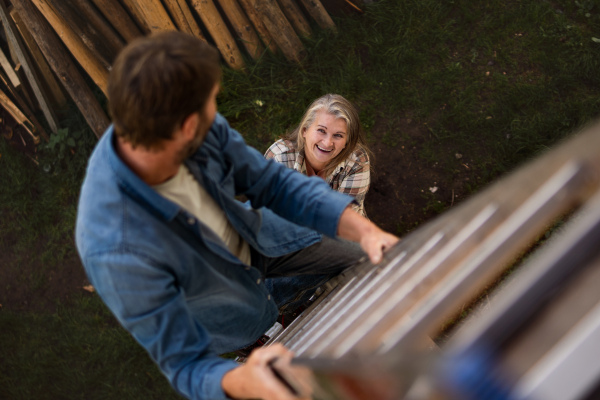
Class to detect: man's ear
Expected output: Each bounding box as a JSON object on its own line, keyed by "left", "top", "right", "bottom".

{"left": 180, "top": 113, "right": 200, "bottom": 140}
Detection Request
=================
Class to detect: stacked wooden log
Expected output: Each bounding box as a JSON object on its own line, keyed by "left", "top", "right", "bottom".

{"left": 0, "top": 0, "right": 361, "bottom": 142}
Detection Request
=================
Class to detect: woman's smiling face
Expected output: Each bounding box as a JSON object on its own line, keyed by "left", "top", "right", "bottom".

{"left": 302, "top": 110, "right": 348, "bottom": 173}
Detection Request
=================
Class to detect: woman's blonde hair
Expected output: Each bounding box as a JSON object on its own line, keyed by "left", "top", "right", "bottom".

{"left": 285, "top": 94, "right": 372, "bottom": 177}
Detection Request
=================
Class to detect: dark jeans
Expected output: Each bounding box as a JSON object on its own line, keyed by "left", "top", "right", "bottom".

{"left": 252, "top": 236, "right": 365, "bottom": 314}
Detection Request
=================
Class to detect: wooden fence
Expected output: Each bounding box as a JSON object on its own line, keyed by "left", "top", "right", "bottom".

{"left": 0, "top": 0, "right": 362, "bottom": 141}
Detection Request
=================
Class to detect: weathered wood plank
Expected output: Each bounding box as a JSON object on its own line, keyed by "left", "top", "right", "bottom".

{"left": 277, "top": 0, "right": 311, "bottom": 37}
{"left": 119, "top": 0, "right": 151, "bottom": 34}
{"left": 0, "top": 46, "right": 20, "bottom": 88}
{"left": 0, "top": 70, "right": 49, "bottom": 142}
{"left": 162, "top": 0, "right": 205, "bottom": 40}
{"left": 254, "top": 0, "right": 305, "bottom": 64}
{"left": 29, "top": 0, "right": 109, "bottom": 95}
{"left": 0, "top": 0, "right": 59, "bottom": 133}
{"left": 12, "top": 63, "right": 35, "bottom": 110}
{"left": 219, "top": 0, "right": 265, "bottom": 60}
{"left": 10, "top": 7, "right": 67, "bottom": 109}
{"left": 0, "top": 85, "right": 37, "bottom": 141}
{"left": 189, "top": 0, "right": 245, "bottom": 70}
{"left": 298, "top": 0, "right": 336, "bottom": 32}
{"left": 130, "top": 0, "right": 177, "bottom": 32}
{"left": 73, "top": 0, "right": 125, "bottom": 56}
{"left": 91, "top": 0, "right": 145, "bottom": 41}
{"left": 11, "top": 0, "right": 110, "bottom": 138}
{"left": 237, "top": 0, "right": 279, "bottom": 54}
{"left": 45, "top": 0, "right": 119, "bottom": 69}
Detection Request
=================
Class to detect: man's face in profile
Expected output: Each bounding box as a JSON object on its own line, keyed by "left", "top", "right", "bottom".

{"left": 179, "top": 83, "right": 220, "bottom": 161}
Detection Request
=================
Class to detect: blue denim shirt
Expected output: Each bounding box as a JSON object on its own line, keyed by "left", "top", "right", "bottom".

{"left": 75, "top": 114, "right": 354, "bottom": 400}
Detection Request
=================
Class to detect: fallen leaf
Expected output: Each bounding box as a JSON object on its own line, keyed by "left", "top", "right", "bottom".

{"left": 83, "top": 285, "right": 95, "bottom": 293}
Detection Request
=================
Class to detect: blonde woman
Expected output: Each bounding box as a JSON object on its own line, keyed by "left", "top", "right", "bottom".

{"left": 265, "top": 94, "right": 372, "bottom": 217}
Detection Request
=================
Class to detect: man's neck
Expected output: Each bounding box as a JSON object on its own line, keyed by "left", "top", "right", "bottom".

{"left": 115, "top": 136, "right": 182, "bottom": 186}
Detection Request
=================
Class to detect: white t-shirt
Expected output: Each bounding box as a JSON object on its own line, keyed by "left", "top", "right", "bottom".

{"left": 153, "top": 165, "right": 251, "bottom": 265}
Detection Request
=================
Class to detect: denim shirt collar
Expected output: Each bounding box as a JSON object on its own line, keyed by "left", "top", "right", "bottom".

{"left": 104, "top": 126, "right": 180, "bottom": 222}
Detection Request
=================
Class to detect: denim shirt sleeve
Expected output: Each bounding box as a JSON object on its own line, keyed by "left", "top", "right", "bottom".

{"left": 83, "top": 247, "right": 238, "bottom": 400}
{"left": 204, "top": 114, "right": 354, "bottom": 237}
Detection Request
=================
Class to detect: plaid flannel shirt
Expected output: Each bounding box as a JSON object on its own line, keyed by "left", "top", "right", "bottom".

{"left": 265, "top": 139, "right": 370, "bottom": 217}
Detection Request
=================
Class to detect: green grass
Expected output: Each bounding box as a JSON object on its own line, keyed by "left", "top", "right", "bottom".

{"left": 1, "top": 0, "right": 600, "bottom": 398}
{"left": 220, "top": 0, "right": 600, "bottom": 180}
{"left": 0, "top": 295, "right": 178, "bottom": 400}
{"left": 0, "top": 106, "right": 93, "bottom": 275}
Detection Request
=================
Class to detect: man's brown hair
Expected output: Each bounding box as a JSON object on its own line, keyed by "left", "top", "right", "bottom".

{"left": 108, "top": 31, "right": 221, "bottom": 149}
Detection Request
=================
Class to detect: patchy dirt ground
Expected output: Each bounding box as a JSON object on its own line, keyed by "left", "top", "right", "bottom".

{"left": 0, "top": 108, "right": 91, "bottom": 314}
{"left": 366, "top": 115, "right": 475, "bottom": 235}
{"left": 0, "top": 248, "right": 86, "bottom": 313}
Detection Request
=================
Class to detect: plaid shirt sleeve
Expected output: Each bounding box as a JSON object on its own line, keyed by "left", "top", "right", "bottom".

{"left": 264, "top": 139, "right": 297, "bottom": 169}
{"left": 328, "top": 147, "right": 371, "bottom": 218}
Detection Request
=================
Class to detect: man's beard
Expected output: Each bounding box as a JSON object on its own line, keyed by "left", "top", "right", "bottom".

{"left": 176, "top": 122, "right": 209, "bottom": 163}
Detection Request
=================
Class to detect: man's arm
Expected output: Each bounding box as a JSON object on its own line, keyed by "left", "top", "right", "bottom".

{"left": 212, "top": 115, "right": 399, "bottom": 261}
{"left": 211, "top": 114, "right": 354, "bottom": 238}
{"left": 337, "top": 207, "right": 399, "bottom": 264}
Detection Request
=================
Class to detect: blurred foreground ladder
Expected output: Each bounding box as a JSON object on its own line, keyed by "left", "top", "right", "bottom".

{"left": 266, "top": 119, "right": 600, "bottom": 400}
